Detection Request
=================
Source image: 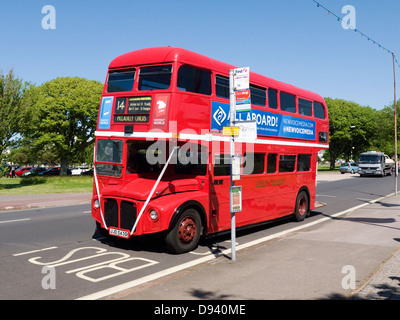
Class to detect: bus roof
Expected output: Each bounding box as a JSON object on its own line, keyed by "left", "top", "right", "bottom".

{"left": 108, "top": 47, "right": 325, "bottom": 103}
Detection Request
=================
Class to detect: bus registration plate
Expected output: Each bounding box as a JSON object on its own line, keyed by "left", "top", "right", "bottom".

{"left": 109, "top": 228, "right": 130, "bottom": 239}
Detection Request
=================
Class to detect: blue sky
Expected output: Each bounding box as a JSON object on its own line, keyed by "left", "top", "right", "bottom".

{"left": 1, "top": 0, "right": 399, "bottom": 110}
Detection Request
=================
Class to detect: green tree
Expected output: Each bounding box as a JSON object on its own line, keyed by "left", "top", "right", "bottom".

{"left": 370, "top": 101, "right": 400, "bottom": 157}
{"left": 326, "top": 98, "right": 378, "bottom": 170}
{"left": 26, "top": 77, "right": 103, "bottom": 174}
{"left": 0, "top": 69, "right": 29, "bottom": 157}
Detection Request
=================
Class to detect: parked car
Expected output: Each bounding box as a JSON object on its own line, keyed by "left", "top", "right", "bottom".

{"left": 38, "top": 167, "right": 60, "bottom": 176}
{"left": 81, "top": 168, "right": 94, "bottom": 176}
{"left": 14, "top": 166, "right": 33, "bottom": 177}
{"left": 70, "top": 167, "right": 89, "bottom": 175}
{"left": 38, "top": 167, "right": 72, "bottom": 175}
{"left": 22, "top": 167, "right": 47, "bottom": 177}
{"left": 340, "top": 162, "right": 359, "bottom": 174}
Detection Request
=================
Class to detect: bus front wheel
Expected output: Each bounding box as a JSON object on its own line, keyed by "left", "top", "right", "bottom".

{"left": 165, "top": 208, "right": 202, "bottom": 254}
{"left": 293, "top": 190, "right": 309, "bottom": 222}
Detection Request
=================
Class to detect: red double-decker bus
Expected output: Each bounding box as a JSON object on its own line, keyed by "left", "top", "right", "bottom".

{"left": 92, "top": 47, "right": 329, "bottom": 253}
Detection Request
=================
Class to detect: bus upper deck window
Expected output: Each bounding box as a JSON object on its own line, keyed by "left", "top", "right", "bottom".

{"left": 107, "top": 69, "right": 135, "bottom": 92}
{"left": 215, "top": 75, "right": 229, "bottom": 99}
{"left": 280, "top": 92, "right": 296, "bottom": 113}
{"left": 250, "top": 85, "right": 266, "bottom": 107}
{"left": 268, "top": 88, "right": 278, "bottom": 109}
{"left": 298, "top": 98, "right": 312, "bottom": 116}
{"left": 177, "top": 65, "right": 211, "bottom": 95}
{"left": 138, "top": 65, "right": 172, "bottom": 91}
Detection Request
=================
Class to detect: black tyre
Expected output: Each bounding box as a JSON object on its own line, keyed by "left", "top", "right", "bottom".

{"left": 293, "top": 190, "right": 309, "bottom": 222}
{"left": 165, "top": 208, "right": 202, "bottom": 254}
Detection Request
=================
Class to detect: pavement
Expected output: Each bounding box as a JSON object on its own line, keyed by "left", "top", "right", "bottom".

{"left": 115, "top": 193, "right": 400, "bottom": 300}
{"left": 0, "top": 192, "right": 92, "bottom": 211}
{"left": 1, "top": 172, "right": 400, "bottom": 300}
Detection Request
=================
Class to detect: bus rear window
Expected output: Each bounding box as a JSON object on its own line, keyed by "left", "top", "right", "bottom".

{"left": 107, "top": 69, "right": 135, "bottom": 92}
{"left": 138, "top": 65, "right": 172, "bottom": 91}
{"left": 314, "top": 102, "right": 326, "bottom": 119}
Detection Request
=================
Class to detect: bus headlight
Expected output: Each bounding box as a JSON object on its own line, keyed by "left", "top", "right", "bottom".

{"left": 94, "top": 199, "right": 100, "bottom": 209}
{"left": 149, "top": 209, "right": 159, "bottom": 221}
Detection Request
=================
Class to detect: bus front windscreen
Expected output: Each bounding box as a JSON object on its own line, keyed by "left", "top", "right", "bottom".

{"left": 95, "top": 139, "right": 123, "bottom": 177}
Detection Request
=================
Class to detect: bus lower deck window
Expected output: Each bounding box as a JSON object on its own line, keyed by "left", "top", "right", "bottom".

{"left": 297, "top": 154, "right": 311, "bottom": 171}
{"left": 267, "top": 153, "right": 277, "bottom": 173}
{"left": 214, "top": 154, "right": 231, "bottom": 176}
{"left": 279, "top": 155, "right": 296, "bottom": 172}
{"left": 243, "top": 153, "right": 265, "bottom": 175}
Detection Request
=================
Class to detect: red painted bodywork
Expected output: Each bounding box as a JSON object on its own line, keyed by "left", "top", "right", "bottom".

{"left": 92, "top": 47, "right": 329, "bottom": 238}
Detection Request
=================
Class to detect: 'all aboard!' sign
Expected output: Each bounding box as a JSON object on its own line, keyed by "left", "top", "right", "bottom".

{"left": 211, "top": 101, "right": 316, "bottom": 141}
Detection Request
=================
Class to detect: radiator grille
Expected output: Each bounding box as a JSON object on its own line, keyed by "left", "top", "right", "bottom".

{"left": 120, "top": 201, "right": 137, "bottom": 231}
{"left": 104, "top": 198, "right": 137, "bottom": 231}
{"left": 104, "top": 199, "right": 118, "bottom": 228}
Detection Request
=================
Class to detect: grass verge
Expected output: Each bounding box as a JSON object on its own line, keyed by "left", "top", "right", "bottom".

{"left": 318, "top": 164, "right": 340, "bottom": 172}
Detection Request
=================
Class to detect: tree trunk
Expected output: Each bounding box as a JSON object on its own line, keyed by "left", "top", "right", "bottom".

{"left": 60, "top": 158, "right": 69, "bottom": 176}
{"left": 330, "top": 158, "right": 336, "bottom": 171}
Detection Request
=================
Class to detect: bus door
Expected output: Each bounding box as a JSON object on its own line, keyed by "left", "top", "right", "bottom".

{"left": 209, "top": 153, "right": 232, "bottom": 232}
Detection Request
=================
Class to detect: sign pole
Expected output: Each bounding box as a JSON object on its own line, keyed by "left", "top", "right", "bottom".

{"left": 229, "top": 69, "right": 236, "bottom": 262}
{"left": 393, "top": 53, "right": 398, "bottom": 196}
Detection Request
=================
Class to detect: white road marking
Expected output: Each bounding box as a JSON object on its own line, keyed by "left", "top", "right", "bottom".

{"left": 0, "top": 218, "right": 31, "bottom": 225}
{"left": 13, "top": 246, "right": 58, "bottom": 257}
